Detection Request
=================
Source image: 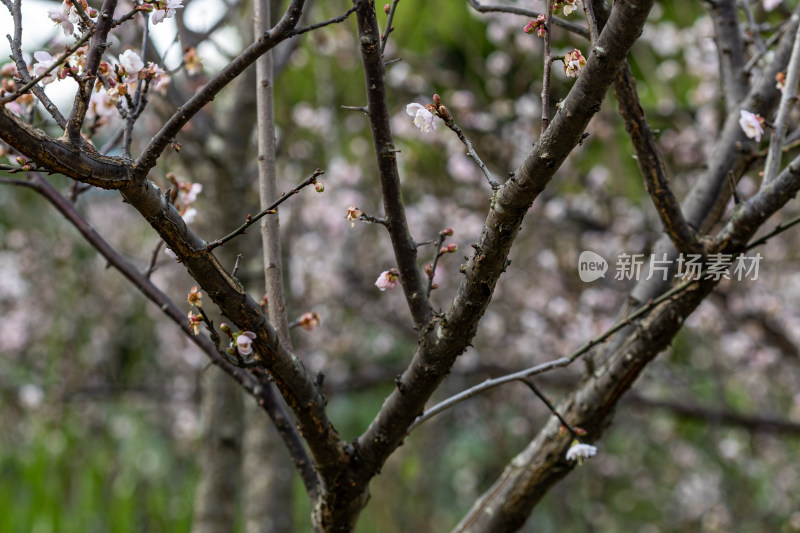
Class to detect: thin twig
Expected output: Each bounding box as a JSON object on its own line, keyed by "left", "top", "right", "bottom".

{"left": 144, "top": 240, "right": 164, "bottom": 278}
{"left": 763, "top": 22, "right": 800, "bottom": 185}
{"left": 123, "top": 11, "right": 151, "bottom": 159}
{"left": 380, "top": 0, "right": 401, "bottom": 54}
{"left": 520, "top": 379, "right": 581, "bottom": 439}
{"left": 744, "top": 13, "right": 794, "bottom": 72}
{"left": 207, "top": 169, "right": 322, "bottom": 250}
{"left": 292, "top": 6, "right": 356, "bottom": 36}
{"left": 437, "top": 104, "right": 500, "bottom": 190}
{"left": 582, "top": 0, "right": 599, "bottom": 44}
{"left": 541, "top": 0, "right": 554, "bottom": 132}
{"left": 739, "top": 0, "right": 767, "bottom": 55}
{"left": 341, "top": 105, "right": 369, "bottom": 114}
{"left": 425, "top": 232, "right": 447, "bottom": 297}
{"left": 407, "top": 272, "right": 707, "bottom": 433}
{"left": 466, "top": 0, "right": 589, "bottom": 39}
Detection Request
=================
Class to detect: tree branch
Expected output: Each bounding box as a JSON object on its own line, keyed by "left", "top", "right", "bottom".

{"left": 10, "top": 172, "right": 317, "bottom": 492}
{"left": 353, "top": 0, "right": 431, "bottom": 328}
{"left": 466, "top": 0, "right": 589, "bottom": 39}
{"left": 614, "top": 63, "right": 703, "bottom": 254}
{"left": 134, "top": 0, "right": 306, "bottom": 178}
{"left": 64, "top": 0, "right": 118, "bottom": 145}
{"left": 708, "top": 0, "right": 748, "bottom": 115}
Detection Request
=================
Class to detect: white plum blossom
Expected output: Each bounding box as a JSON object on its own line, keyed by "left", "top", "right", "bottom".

{"left": 32, "top": 51, "right": 57, "bottom": 85}
{"left": 236, "top": 331, "right": 257, "bottom": 355}
{"left": 151, "top": 0, "right": 183, "bottom": 24}
{"left": 119, "top": 49, "right": 144, "bottom": 80}
{"left": 739, "top": 110, "right": 764, "bottom": 142}
{"left": 375, "top": 269, "right": 400, "bottom": 291}
{"left": 763, "top": 0, "right": 782, "bottom": 11}
{"left": 406, "top": 103, "right": 437, "bottom": 133}
{"left": 562, "top": 0, "right": 580, "bottom": 16}
{"left": 566, "top": 443, "right": 598, "bottom": 461}
{"left": 47, "top": 3, "right": 74, "bottom": 36}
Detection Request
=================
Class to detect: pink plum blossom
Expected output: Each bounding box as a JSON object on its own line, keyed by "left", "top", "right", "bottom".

{"left": 236, "top": 331, "right": 257, "bottom": 355}
{"left": 375, "top": 269, "right": 400, "bottom": 291}
{"left": 739, "top": 110, "right": 764, "bottom": 142}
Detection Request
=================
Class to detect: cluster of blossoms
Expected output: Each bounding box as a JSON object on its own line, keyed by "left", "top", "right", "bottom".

{"left": 523, "top": 15, "right": 547, "bottom": 38}
{"left": 563, "top": 49, "right": 586, "bottom": 78}
{"left": 187, "top": 286, "right": 204, "bottom": 334}
{"left": 171, "top": 173, "right": 203, "bottom": 224}
{"left": 47, "top": 0, "right": 97, "bottom": 37}
{"left": 739, "top": 110, "right": 765, "bottom": 142}
{"left": 139, "top": 0, "right": 184, "bottom": 25}
{"left": 31, "top": 47, "right": 171, "bottom": 125}
{"left": 163, "top": 176, "right": 203, "bottom": 260}
{"left": 0, "top": 64, "right": 33, "bottom": 115}
{"left": 101, "top": 49, "right": 171, "bottom": 103}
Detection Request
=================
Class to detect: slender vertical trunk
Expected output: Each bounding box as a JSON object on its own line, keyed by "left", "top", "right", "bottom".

{"left": 242, "top": 2, "right": 297, "bottom": 533}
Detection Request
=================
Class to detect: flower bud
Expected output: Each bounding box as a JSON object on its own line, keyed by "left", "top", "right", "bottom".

{"left": 433, "top": 93, "right": 441, "bottom": 107}
{"left": 441, "top": 227, "right": 454, "bottom": 236}
{"left": 446, "top": 243, "right": 458, "bottom": 253}
{"left": 437, "top": 105, "right": 451, "bottom": 121}
{"left": 424, "top": 263, "right": 434, "bottom": 278}
{"left": 314, "top": 181, "right": 324, "bottom": 193}
{"left": 384, "top": 3, "right": 390, "bottom": 14}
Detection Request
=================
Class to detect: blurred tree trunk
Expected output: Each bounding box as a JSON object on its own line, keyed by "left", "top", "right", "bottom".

{"left": 192, "top": 369, "right": 244, "bottom": 533}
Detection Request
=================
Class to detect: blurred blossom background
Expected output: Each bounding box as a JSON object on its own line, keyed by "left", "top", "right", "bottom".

{"left": 2, "top": 0, "right": 800, "bottom": 531}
